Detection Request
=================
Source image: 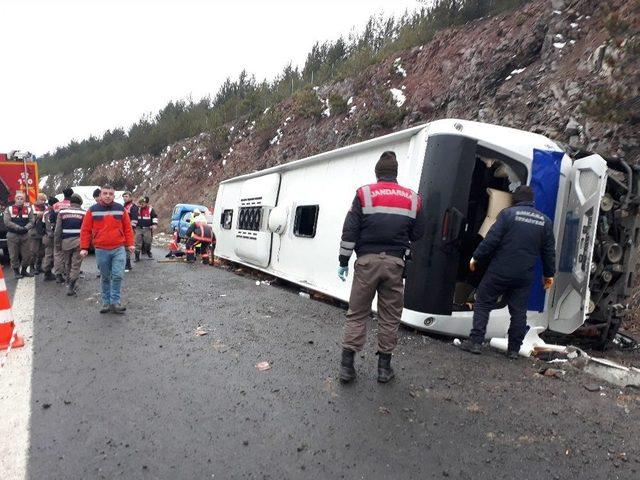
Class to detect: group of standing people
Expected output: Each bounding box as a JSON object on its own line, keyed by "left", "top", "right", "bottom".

{"left": 4, "top": 187, "right": 85, "bottom": 293}
{"left": 4, "top": 184, "right": 160, "bottom": 315}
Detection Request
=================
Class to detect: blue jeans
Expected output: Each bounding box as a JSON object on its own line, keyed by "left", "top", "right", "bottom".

{"left": 95, "top": 247, "right": 126, "bottom": 305}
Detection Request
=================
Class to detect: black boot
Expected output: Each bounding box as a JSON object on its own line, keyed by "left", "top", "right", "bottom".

{"left": 13, "top": 268, "right": 23, "bottom": 279}
{"left": 134, "top": 251, "right": 140, "bottom": 262}
{"left": 147, "top": 249, "right": 153, "bottom": 259}
{"left": 339, "top": 349, "right": 356, "bottom": 383}
{"left": 21, "top": 266, "right": 34, "bottom": 278}
{"left": 125, "top": 259, "right": 132, "bottom": 271}
{"left": 43, "top": 271, "right": 55, "bottom": 281}
{"left": 55, "top": 273, "right": 65, "bottom": 284}
{"left": 32, "top": 265, "right": 41, "bottom": 275}
{"left": 377, "top": 352, "right": 395, "bottom": 383}
{"left": 66, "top": 280, "right": 77, "bottom": 296}
{"left": 459, "top": 339, "right": 482, "bottom": 355}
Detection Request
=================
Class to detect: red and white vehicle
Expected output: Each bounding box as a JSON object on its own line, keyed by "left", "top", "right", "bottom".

{"left": 0, "top": 151, "right": 40, "bottom": 257}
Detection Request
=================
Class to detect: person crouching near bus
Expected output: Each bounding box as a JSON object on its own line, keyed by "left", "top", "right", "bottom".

{"left": 184, "top": 215, "right": 215, "bottom": 264}
{"left": 79, "top": 185, "right": 135, "bottom": 314}
{"left": 458, "top": 186, "right": 556, "bottom": 359}
{"left": 4, "top": 191, "right": 35, "bottom": 279}
{"left": 54, "top": 194, "right": 86, "bottom": 296}
{"left": 134, "top": 196, "right": 157, "bottom": 262}
{"left": 337, "top": 151, "right": 426, "bottom": 384}
{"left": 29, "top": 193, "right": 48, "bottom": 275}
{"left": 42, "top": 197, "right": 59, "bottom": 281}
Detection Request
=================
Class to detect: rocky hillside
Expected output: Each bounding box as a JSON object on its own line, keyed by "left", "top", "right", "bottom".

{"left": 41, "top": 0, "right": 639, "bottom": 226}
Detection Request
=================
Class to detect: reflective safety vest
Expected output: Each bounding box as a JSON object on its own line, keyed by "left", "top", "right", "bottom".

{"left": 137, "top": 205, "right": 158, "bottom": 228}
{"left": 339, "top": 180, "right": 424, "bottom": 265}
{"left": 31, "top": 203, "right": 46, "bottom": 216}
{"left": 59, "top": 206, "right": 86, "bottom": 239}
{"left": 191, "top": 224, "right": 214, "bottom": 243}
{"left": 8, "top": 205, "right": 31, "bottom": 228}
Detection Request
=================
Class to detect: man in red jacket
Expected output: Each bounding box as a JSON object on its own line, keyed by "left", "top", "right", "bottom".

{"left": 80, "top": 185, "right": 135, "bottom": 314}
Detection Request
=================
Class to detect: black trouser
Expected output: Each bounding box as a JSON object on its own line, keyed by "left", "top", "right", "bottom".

{"left": 470, "top": 271, "right": 531, "bottom": 352}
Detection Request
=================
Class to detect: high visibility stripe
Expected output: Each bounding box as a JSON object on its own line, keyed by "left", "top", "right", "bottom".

{"left": 62, "top": 229, "right": 81, "bottom": 234}
{"left": 362, "top": 185, "right": 372, "bottom": 208}
{"left": 339, "top": 248, "right": 353, "bottom": 256}
{"left": 152, "top": 218, "right": 158, "bottom": 224}
{"left": 60, "top": 209, "right": 85, "bottom": 215}
{"left": 0, "top": 309, "right": 13, "bottom": 323}
{"left": 0, "top": 278, "right": 7, "bottom": 292}
{"left": 341, "top": 241, "right": 356, "bottom": 249}
{"left": 410, "top": 192, "right": 418, "bottom": 217}
{"left": 91, "top": 211, "right": 123, "bottom": 217}
{"left": 0, "top": 295, "right": 12, "bottom": 313}
{"left": 362, "top": 206, "right": 417, "bottom": 218}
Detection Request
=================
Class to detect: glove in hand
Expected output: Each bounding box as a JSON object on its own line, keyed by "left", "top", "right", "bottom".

{"left": 338, "top": 266, "right": 348, "bottom": 281}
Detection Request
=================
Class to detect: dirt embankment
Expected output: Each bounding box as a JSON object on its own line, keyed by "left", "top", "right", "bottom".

{"left": 42, "top": 0, "right": 639, "bottom": 225}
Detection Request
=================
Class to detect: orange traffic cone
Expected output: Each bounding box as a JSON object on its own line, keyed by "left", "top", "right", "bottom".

{"left": 0, "top": 266, "right": 24, "bottom": 353}
{"left": 169, "top": 231, "right": 180, "bottom": 253}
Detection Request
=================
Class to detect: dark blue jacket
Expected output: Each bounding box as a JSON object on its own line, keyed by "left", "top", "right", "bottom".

{"left": 473, "top": 201, "right": 556, "bottom": 280}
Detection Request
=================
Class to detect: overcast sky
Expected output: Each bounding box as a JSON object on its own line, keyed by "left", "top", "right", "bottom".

{"left": 1, "top": 0, "right": 425, "bottom": 157}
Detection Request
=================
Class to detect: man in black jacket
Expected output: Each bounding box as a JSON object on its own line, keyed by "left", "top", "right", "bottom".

{"left": 459, "top": 186, "right": 556, "bottom": 359}
{"left": 338, "top": 151, "right": 425, "bottom": 383}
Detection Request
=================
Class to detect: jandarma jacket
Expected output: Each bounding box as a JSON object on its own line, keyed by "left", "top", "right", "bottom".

{"left": 55, "top": 203, "right": 86, "bottom": 250}
{"left": 136, "top": 205, "right": 158, "bottom": 228}
{"left": 339, "top": 179, "right": 426, "bottom": 267}
{"left": 80, "top": 201, "right": 134, "bottom": 250}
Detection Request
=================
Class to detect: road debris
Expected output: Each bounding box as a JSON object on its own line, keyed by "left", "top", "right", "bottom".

{"left": 538, "top": 367, "right": 565, "bottom": 379}
{"left": 323, "top": 377, "right": 338, "bottom": 398}
{"left": 212, "top": 340, "right": 228, "bottom": 353}
{"left": 195, "top": 326, "right": 208, "bottom": 336}
{"left": 584, "top": 384, "right": 602, "bottom": 392}
{"left": 467, "top": 402, "right": 482, "bottom": 413}
{"left": 408, "top": 385, "right": 423, "bottom": 398}
{"left": 378, "top": 406, "right": 391, "bottom": 415}
{"left": 256, "top": 361, "right": 271, "bottom": 371}
{"left": 298, "top": 292, "right": 310, "bottom": 299}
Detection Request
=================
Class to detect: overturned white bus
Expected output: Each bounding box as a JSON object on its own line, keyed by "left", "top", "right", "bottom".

{"left": 212, "top": 119, "right": 639, "bottom": 347}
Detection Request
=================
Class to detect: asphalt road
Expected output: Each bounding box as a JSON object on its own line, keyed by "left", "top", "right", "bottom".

{"left": 1, "top": 249, "right": 639, "bottom": 479}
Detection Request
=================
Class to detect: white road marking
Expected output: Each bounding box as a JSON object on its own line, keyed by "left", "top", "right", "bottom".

{"left": 0, "top": 277, "right": 35, "bottom": 480}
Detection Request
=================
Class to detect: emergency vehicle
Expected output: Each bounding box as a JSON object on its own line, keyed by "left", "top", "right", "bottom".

{"left": 0, "top": 151, "right": 39, "bottom": 258}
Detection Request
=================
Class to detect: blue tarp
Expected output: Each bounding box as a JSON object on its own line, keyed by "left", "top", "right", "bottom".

{"left": 528, "top": 149, "right": 563, "bottom": 312}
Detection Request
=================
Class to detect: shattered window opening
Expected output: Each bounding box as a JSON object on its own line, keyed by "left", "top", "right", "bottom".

{"left": 294, "top": 205, "right": 319, "bottom": 238}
